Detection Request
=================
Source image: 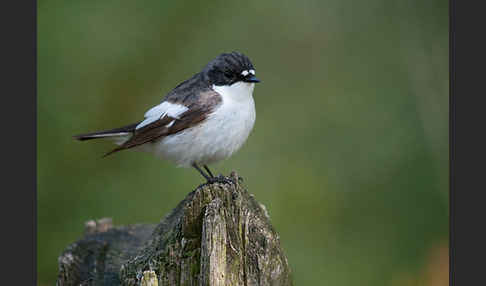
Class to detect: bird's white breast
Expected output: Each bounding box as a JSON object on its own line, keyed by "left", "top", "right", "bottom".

{"left": 151, "top": 82, "right": 256, "bottom": 167}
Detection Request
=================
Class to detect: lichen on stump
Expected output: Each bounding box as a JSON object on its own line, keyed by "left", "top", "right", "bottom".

{"left": 57, "top": 172, "right": 292, "bottom": 286}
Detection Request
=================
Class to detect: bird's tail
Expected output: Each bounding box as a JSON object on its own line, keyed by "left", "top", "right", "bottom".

{"left": 73, "top": 122, "right": 140, "bottom": 141}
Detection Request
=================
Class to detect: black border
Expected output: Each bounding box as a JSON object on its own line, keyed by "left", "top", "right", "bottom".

{"left": 2, "top": 0, "right": 37, "bottom": 285}
{"left": 451, "top": 0, "right": 486, "bottom": 285}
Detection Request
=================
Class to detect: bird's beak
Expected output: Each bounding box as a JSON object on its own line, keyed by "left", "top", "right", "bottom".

{"left": 245, "top": 75, "right": 261, "bottom": 83}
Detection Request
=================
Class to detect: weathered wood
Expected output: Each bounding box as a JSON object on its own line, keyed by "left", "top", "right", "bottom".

{"left": 57, "top": 172, "right": 292, "bottom": 286}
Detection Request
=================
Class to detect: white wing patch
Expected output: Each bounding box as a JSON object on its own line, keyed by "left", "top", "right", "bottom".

{"left": 241, "top": 70, "right": 249, "bottom": 76}
{"left": 166, "top": 120, "right": 175, "bottom": 128}
{"left": 136, "top": 101, "right": 188, "bottom": 129}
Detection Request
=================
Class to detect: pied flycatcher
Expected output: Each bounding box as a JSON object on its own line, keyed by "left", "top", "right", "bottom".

{"left": 74, "top": 51, "right": 260, "bottom": 183}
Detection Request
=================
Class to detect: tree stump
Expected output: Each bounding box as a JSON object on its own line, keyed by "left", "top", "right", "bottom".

{"left": 56, "top": 172, "right": 293, "bottom": 286}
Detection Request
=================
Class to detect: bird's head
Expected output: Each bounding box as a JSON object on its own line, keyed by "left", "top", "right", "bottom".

{"left": 202, "top": 51, "right": 260, "bottom": 86}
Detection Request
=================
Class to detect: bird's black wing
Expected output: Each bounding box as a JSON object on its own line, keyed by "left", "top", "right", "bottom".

{"left": 103, "top": 89, "right": 222, "bottom": 157}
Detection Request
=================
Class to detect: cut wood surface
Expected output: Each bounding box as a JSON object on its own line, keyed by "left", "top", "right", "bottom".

{"left": 57, "top": 172, "right": 293, "bottom": 286}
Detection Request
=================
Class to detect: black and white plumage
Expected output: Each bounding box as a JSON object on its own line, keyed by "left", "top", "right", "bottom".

{"left": 74, "top": 52, "right": 260, "bottom": 182}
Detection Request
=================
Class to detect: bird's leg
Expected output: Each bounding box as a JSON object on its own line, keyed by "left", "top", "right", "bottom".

{"left": 192, "top": 163, "right": 234, "bottom": 185}
{"left": 203, "top": 165, "right": 215, "bottom": 178}
{"left": 207, "top": 166, "right": 235, "bottom": 185}
{"left": 192, "top": 163, "right": 211, "bottom": 181}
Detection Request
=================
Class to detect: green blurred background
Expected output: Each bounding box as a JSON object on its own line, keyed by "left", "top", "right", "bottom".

{"left": 38, "top": 0, "right": 448, "bottom": 285}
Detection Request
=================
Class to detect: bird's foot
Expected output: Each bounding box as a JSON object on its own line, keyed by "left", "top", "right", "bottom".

{"left": 206, "top": 174, "right": 236, "bottom": 185}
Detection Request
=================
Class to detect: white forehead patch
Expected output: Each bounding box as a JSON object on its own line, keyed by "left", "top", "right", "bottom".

{"left": 241, "top": 70, "right": 249, "bottom": 76}
{"left": 249, "top": 69, "right": 255, "bottom": 75}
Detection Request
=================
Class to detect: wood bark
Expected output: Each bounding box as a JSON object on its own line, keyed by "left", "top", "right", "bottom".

{"left": 57, "top": 172, "right": 292, "bottom": 286}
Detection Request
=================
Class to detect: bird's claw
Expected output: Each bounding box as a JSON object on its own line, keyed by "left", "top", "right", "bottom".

{"left": 207, "top": 175, "right": 236, "bottom": 185}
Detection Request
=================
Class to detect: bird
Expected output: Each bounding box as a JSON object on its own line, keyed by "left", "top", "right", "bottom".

{"left": 74, "top": 51, "right": 260, "bottom": 184}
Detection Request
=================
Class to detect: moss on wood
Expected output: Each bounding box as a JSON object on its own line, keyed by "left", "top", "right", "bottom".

{"left": 57, "top": 172, "right": 292, "bottom": 286}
